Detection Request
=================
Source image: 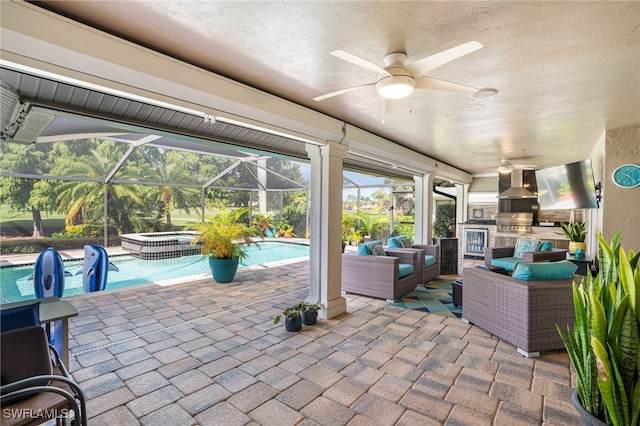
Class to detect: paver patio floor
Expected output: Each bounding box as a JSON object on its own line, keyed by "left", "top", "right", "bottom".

{"left": 57, "top": 259, "right": 581, "bottom": 425}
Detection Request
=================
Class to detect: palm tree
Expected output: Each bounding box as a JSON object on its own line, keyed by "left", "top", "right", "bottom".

{"left": 55, "top": 147, "right": 145, "bottom": 234}
{"left": 144, "top": 152, "right": 201, "bottom": 226}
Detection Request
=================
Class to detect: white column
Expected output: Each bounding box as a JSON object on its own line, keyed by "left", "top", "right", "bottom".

{"left": 306, "top": 141, "right": 348, "bottom": 319}
{"left": 456, "top": 183, "right": 469, "bottom": 225}
{"left": 413, "top": 173, "right": 434, "bottom": 244}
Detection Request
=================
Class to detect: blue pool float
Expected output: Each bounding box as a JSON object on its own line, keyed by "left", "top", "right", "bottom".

{"left": 76, "top": 245, "right": 119, "bottom": 292}
{"left": 32, "top": 247, "right": 69, "bottom": 298}
{"left": 31, "top": 247, "right": 69, "bottom": 355}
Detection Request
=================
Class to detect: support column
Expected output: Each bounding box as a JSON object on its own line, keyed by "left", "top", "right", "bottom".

{"left": 306, "top": 141, "right": 348, "bottom": 319}
{"left": 413, "top": 173, "right": 434, "bottom": 244}
{"left": 456, "top": 183, "right": 469, "bottom": 225}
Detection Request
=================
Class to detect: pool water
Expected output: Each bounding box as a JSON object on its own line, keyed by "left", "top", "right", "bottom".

{"left": 0, "top": 242, "right": 308, "bottom": 303}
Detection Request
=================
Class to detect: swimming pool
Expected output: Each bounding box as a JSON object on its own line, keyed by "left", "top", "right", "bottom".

{"left": 0, "top": 242, "right": 309, "bottom": 303}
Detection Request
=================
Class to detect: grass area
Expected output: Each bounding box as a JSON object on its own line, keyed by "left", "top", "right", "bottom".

{"left": 0, "top": 206, "right": 66, "bottom": 238}
{"left": 0, "top": 205, "right": 201, "bottom": 238}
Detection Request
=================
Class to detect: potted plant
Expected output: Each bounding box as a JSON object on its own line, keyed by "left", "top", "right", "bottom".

{"left": 273, "top": 304, "right": 303, "bottom": 331}
{"left": 252, "top": 212, "right": 276, "bottom": 237}
{"left": 349, "top": 230, "right": 361, "bottom": 246}
{"left": 300, "top": 302, "right": 321, "bottom": 325}
{"left": 445, "top": 221, "right": 455, "bottom": 238}
{"left": 282, "top": 225, "right": 295, "bottom": 238}
{"left": 559, "top": 221, "right": 587, "bottom": 254}
{"left": 557, "top": 231, "right": 639, "bottom": 426}
{"left": 189, "top": 208, "right": 261, "bottom": 283}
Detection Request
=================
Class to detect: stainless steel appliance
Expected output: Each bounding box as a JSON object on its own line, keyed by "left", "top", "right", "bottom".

{"left": 463, "top": 228, "right": 488, "bottom": 258}
{"left": 496, "top": 212, "right": 533, "bottom": 234}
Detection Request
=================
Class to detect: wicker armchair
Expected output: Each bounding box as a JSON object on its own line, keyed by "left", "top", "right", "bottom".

{"left": 461, "top": 267, "right": 575, "bottom": 357}
{"left": 386, "top": 237, "right": 440, "bottom": 284}
{"left": 410, "top": 244, "right": 440, "bottom": 283}
{"left": 342, "top": 249, "right": 419, "bottom": 300}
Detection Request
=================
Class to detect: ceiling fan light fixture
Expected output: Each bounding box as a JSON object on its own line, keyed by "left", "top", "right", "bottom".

{"left": 376, "top": 75, "right": 415, "bottom": 100}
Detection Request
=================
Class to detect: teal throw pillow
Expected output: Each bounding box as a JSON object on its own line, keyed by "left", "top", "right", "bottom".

{"left": 358, "top": 241, "right": 383, "bottom": 255}
{"left": 513, "top": 238, "right": 541, "bottom": 259}
{"left": 387, "top": 237, "right": 403, "bottom": 248}
{"left": 512, "top": 260, "right": 578, "bottom": 281}
{"left": 357, "top": 243, "right": 369, "bottom": 255}
{"left": 539, "top": 240, "right": 554, "bottom": 251}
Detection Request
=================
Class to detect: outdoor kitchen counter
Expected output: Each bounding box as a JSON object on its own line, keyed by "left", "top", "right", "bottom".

{"left": 457, "top": 223, "right": 570, "bottom": 261}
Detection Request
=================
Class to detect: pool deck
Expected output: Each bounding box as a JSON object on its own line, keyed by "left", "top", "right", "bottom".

{"left": 2, "top": 243, "right": 582, "bottom": 425}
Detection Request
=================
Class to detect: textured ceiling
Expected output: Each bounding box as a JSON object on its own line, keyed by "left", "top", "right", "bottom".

{"left": 31, "top": 1, "right": 640, "bottom": 175}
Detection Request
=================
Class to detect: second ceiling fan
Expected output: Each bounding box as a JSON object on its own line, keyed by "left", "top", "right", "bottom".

{"left": 313, "top": 41, "right": 488, "bottom": 102}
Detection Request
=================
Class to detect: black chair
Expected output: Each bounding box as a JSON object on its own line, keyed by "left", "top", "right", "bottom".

{"left": 0, "top": 326, "right": 87, "bottom": 426}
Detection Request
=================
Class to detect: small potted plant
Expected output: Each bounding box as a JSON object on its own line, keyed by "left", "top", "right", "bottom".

{"left": 557, "top": 231, "right": 639, "bottom": 425}
{"left": 189, "top": 208, "right": 261, "bottom": 283}
{"left": 274, "top": 304, "right": 303, "bottom": 331}
{"left": 282, "top": 225, "right": 295, "bottom": 238}
{"left": 300, "top": 302, "right": 321, "bottom": 325}
{"left": 445, "top": 221, "right": 455, "bottom": 238}
{"left": 558, "top": 221, "right": 587, "bottom": 254}
{"left": 349, "top": 230, "right": 361, "bottom": 246}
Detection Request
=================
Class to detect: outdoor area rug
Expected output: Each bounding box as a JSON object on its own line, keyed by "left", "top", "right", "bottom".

{"left": 391, "top": 277, "right": 461, "bottom": 319}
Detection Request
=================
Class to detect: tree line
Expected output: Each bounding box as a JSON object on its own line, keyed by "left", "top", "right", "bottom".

{"left": 0, "top": 138, "right": 306, "bottom": 238}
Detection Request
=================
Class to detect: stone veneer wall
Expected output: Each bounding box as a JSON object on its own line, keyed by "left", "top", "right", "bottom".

{"left": 603, "top": 124, "right": 640, "bottom": 250}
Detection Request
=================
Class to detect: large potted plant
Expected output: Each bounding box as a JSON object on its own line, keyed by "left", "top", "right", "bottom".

{"left": 557, "top": 231, "right": 639, "bottom": 426}
{"left": 559, "top": 221, "right": 588, "bottom": 254}
{"left": 189, "top": 208, "right": 261, "bottom": 283}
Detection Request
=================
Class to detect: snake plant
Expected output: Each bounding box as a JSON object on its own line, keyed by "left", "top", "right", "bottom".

{"left": 557, "top": 231, "right": 640, "bottom": 425}
{"left": 559, "top": 221, "right": 588, "bottom": 242}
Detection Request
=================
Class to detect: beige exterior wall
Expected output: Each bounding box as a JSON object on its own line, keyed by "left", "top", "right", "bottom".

{"left": 603, "top": 124, "right": 640, "bottom": 250}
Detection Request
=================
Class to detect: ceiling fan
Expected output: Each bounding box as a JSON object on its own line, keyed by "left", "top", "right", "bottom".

{"left": 313, "top": 41, "right": 492, "bottom": 102}
{"left": 497, "top": 159, "right": 539, "bottom": 173}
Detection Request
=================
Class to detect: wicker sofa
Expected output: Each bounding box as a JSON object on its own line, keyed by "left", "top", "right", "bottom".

{"left": 461, "top": 265, "right": 576, "bottom": 357}
{"left": 342, "top": 247, "right": 419, "bottom": 300}
{"left": 484, "top": 238, "right": 568, "bottom": 272}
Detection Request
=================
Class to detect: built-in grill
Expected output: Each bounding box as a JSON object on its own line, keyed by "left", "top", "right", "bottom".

{"left": 496, "top": 212, "right": 533, "bottom": 234}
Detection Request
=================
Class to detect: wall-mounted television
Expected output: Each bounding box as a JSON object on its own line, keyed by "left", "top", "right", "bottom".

{"left": 535, "top": 160, "right": 599, "bottom": 209}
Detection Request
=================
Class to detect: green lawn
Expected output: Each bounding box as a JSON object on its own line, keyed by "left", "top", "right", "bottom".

{"left": 0, "top": 206, "right": 66, "bottom": 237}
{"left": 0, "top": 205, "right": 201, "bottom": 238}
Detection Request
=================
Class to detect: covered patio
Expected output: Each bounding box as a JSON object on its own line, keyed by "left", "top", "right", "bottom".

{"left": 56, "top": 258, "right": 579, "bottom": 425}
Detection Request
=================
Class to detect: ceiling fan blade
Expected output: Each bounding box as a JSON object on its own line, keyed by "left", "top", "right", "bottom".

{"left": 330, "top": 50, "right": 390, "bottom": 75}
{"left": 415, "top": 76, "right": 478, "bottom": 95}
{"left": 405, "top": 41, "right": 483, "bottom": 78}
{"left": 313, "top": 82, "right": 376, "bottom": 101}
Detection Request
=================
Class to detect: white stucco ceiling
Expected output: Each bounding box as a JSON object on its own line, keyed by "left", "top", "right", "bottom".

{"left": 19, "top": 1, "right": 640, "bottom": 175}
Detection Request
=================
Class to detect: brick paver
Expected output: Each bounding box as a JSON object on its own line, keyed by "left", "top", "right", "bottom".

{"left": 53, "top": 258, "right": 582, "bottom": 424}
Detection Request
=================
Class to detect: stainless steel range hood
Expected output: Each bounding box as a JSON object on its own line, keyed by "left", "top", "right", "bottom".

{"left": 498, "top": 170, "right": 537, "bottom": 199}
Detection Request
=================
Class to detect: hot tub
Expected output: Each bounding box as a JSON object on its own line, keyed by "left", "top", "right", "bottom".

{"left": 121, "top": 231, "right": 200, "bottom": 260}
